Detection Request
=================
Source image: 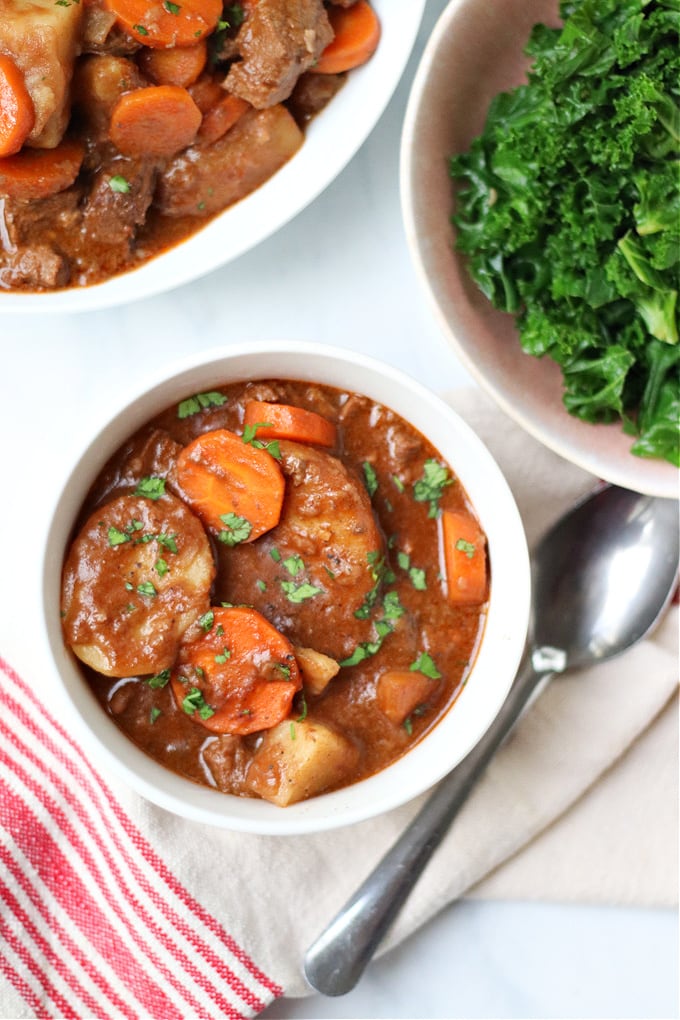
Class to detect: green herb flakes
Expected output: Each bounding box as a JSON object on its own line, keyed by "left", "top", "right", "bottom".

{"left": 177, "top": 391, "right": 226, "bottom": 419}
{"left": 150, "top": 707, "right": 162, "bottom": 724}
{"left": 135, "top": 476, "right": 166, "bottom": 501}
{"left": 280, "top": 580, "right": 324, "bottom": 604}
{"left": 218, "top": 512, "right": 252, "bottom": 546}
{"left": 413, "top": 459, "right": 453, "bottom": 518}
{"left": 199, "top": 610, "right": 215, "bottom": 632}
{"left": 109, "top": 175, "right": 130, "bottom": 193}
{"left": 363, "top": 461, "right": 378, "bottom": 497}
{"left": 182, "top": 687, "right": 215, "bottom": 719}
{"left": 147, "top": 669, "right": 170, "bottom": 689}
{"left": 136, "top": 581, "right": 157, "bottom": 598}
{"left": 455, "top": 538, "right": 476, "bottom": 559}
{"left": 409, "top": 652, "right": 442, "bottom": 680}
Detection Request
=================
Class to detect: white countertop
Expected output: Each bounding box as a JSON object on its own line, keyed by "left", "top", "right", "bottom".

{"left": 1, "top": 1, "right": 677, "bottom": 1015}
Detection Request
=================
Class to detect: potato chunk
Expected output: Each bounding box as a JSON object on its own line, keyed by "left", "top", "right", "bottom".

{"left": 295, "top": 646, "right": 340, "bottom": 696}
{"left": 0, "top": 0, "right": 83, "bottom": 148}
{"left": 156, "top": 105, "right": 303, "bottom": 217}
{"left": 246, "top": 719, "right": 359, "bottom": 806}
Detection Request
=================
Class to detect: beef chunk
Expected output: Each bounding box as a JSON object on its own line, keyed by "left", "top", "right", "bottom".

{"left": 0, "top": 0, "right": 83, "bottom": 148}
{"left": 82, "top": 0, "right": 140, "bottom": 55}
{"left": 81, "top": 158, "right": 156, "bottom": 248}
{"left": 287, "top": 71, "right": 346, "bottom": 125}
{"left": 0, "top": 244, "right": 69, "bottom": 291}
{"left": 156, "top": 105, "right": 303, "bottom": 217}
{"left": 224, "top": 0, "right": 333, "bottom": 109}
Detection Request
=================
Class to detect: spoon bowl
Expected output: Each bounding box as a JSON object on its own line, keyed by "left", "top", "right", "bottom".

{"left": 304, "top": 483, "right": 679, "bottom": 996}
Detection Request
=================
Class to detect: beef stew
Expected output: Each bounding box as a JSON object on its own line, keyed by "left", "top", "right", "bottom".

{"left": 0, "top": 0, "right": 379, "bottom": 292}
{"left": 61, "top": 379, "right": 489, "bottom": 806}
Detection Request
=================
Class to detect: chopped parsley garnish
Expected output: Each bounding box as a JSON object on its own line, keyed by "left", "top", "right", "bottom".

{"left": 109, "top": 175, "right": 130, "bottom": 194}
{"left": 409, "top": 567, "right": 427, "bottom": 590}
{"left": 182, "top": 687, "right": 215, "bottom": 720}
{"left": 214, "top": 647, "right": 231, "bottom": 664}
{"left": 132, "top": 23, "right": 149, "bottom": 35}
{"left": 409, "top": 652, "right": 442, "bottom": 680}
{"left": 241, "top": 422, "right": 281, "bottom": 460}
{"left": 147, "top": 669, "right": 170, "bottom": 689}
{"left": 177, "top": 391, "right": 226, "bottom": 419}
{"left": 296, "top": 694, "right": 308, "bottom": 722}
{"left": 217, "top": 512, "right": 252, "bottom": 546}
{"left": 403, "top": 716, "right": 413, "bottom": 736}
{"left": 413, "top": 459, "right": 453, "bottom": 518}
{"left": 382, "top": 590, "right": 405, "bottom": 621}
{"left": 273, "top": 663, "right": 292, "bottom": 680}
{"left": 397, "top": 551, "right": 410, "bottom": 570}
{"left": 280, "top": 580, "right": 324, "bottom": 604}
{"left": 135, "top": 476, "right": 166, "bottom": 501}
{"left": 455, "top": 538, "right": 476, "bottom": 559}
{"left": 392, "top": 475, "right": 405, "bottom": 493}
{"left": 282, "top": 554, "right": 304, "bottom": 577}
{"left": 108, "top": 526, "right": 129, "bottom": 547}
{"left": 163, "top": 0, "right": 180, "bottom": 11}
{"left": 256, "top": 579, "right": 267, "bottom": 592}
{"left": 136, "top": 581, "right": 157, "bottom": 598}
{"left": 198, "top": 610, "right": 215, "bottom": 632}
{"left": 155, "top": 558, "right": 169, "bottom": 577}
{"left": 354, "top": 552, "right": 394, "bottom": 620}
{"left": 150, "top": 707, "right": 162, "bottom": 724}
{"left": 362, "top": 461, "right": 378, "bottom": 497}
{"left": 270, "top": 548, "right": 282, "bottom": 562}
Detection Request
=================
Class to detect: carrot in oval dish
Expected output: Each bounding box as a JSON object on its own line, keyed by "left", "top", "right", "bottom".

{"left": 175, "top": 428, "right": 285, "bottom": 543}
{"left": 109, "top": 85, "right": 202, "bottom": 157}
{"left": 0, "top": 139, "right": 84, "bottom": 200}
{"left": 315, "top": 0, "right": 381, "bottom": 75}
{"left": 170, "top": 606, "right": 302, "bottom": 735}
{"left": 243, "top": 401, "right": 337, "bottom": 447}
{"left": 104, "top": 0, "right": 222, "bottom": 47}
{"left": 441, "top": 509, "right": 488, "bottom": 604}
{"left": 0, "top": 55, "right": 35, "bottom": 157}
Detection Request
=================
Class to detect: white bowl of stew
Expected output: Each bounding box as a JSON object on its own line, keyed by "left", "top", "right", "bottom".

{"left": 42, "top": 341, "right": 530, "bottom": 833}
{"left": 0, "top": 0, "right": 423, "bottom": 312}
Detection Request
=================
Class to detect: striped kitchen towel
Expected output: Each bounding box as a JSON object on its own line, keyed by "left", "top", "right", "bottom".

{"left": 0, "top": 656, "right": 282, "bottom": 1020}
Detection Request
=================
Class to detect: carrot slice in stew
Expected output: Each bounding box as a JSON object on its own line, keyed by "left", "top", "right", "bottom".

{"left": 0, "top": 55, "right": 35, "bottom": 158}
{"left": 170, "top": 606, "right": 302, "bottom": 735}
{"left": 175, "top": 428, "right": 285, "bottom": 542}
{"left": 137, "top": 41, "right": 208, "bottom": 87}
{"left": 315, "top": 0, "right": 381, "bottom": 75}
{"left": 104, "top": 0, "right": 222, "bottom": 48}
{"left": 441, "top": 510, "right": 488, "bottom": 604}
{"left": 197, "top": 93, "right": 251, "bottom": 145}
{"left": 0, "top": 139, "right": 84, "bottom": 200}
{"left": 243, "top": 401, "right": 338, "bottom": 448}
{"left": 110, "top": 85, "right": 202, "bottom": 157}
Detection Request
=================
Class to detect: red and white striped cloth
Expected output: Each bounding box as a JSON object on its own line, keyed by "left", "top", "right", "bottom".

{"left": 0, "top": 656, "right": 282, "bottom": 1020}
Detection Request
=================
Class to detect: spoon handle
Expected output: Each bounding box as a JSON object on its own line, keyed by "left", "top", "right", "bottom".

{"left": 303, "top": 651, "right": 555, "bottom": 997}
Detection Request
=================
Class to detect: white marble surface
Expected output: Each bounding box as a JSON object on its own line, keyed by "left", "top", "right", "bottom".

{"left": 0, "top": 1, "right": 677, "bottom": 1016}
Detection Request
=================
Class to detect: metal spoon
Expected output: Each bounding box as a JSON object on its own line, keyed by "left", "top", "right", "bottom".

{"left": 304, "top": 484, "right": 679, "bottom": 997}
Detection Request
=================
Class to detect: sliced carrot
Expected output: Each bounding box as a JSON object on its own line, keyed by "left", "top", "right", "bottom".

{"left": 0, "top": 139, "right": 84, "bottom": 200}
{"left": 197, "top": 93, "right": 251, "bottom": 145}
{"left": 104, "top": 0, "right": 222, "bottom": 48}
{"left": 170, "top": 606, "right": 302, "bottom": 735}
{"left": 0, "top": 55, "right": 35, "bottom": 158}
{"left": 243, "top": 401, "right": 337, "bottom": 448}
{"left": 315, "top": 0, "right": 381, "bottom": 75}
{"left": 376, "top": 669, "right": 438, "bottom": 725}
{"left": 441, "top": 510, "right": 488, "bottom": 605}
{"left": 175, "top": 428, "right": 285, "bottom": 542}
{"left": 109, "top": 85, "right": 202, "bottom": 157}
{"left": 137, "top": 40, "right": 208, "bottom": 87}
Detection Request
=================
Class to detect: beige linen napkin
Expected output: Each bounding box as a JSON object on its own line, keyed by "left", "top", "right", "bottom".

{"left": 1, "top": 389, "right": 677, "bottom": 1016}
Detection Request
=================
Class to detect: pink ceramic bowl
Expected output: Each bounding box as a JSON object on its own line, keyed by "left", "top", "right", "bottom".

{"left": 400, "top": 0, "right": 678, "bottom": 499}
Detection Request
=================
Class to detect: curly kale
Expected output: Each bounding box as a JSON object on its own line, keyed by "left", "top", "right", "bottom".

{"left": 450, "top": 0, "right": 680, "bottom": 465}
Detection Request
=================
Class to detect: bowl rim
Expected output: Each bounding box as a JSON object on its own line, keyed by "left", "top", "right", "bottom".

{"left": 399, "top": 0, "right": 679, "bottom": 501}
{"left": 40, "top": 340, "right": 531, "bottom": 834}
{"left": 1, "top": 0, "right": 425, "bottom": 315}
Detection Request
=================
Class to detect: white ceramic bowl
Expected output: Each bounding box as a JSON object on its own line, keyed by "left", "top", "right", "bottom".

{"left": 41, "top": 340, "right": 530, "bottom": 834}
{"left": 400, "top": 0, "right": 679, "bottom": 499}
{"left": 2, "top": 0, "right": 424, "bottom": 315}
